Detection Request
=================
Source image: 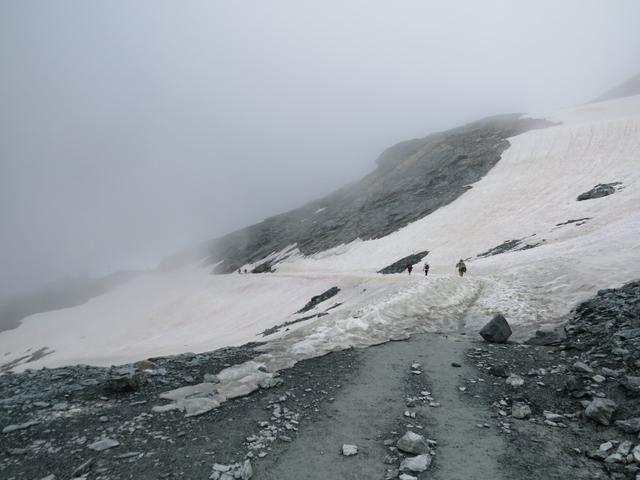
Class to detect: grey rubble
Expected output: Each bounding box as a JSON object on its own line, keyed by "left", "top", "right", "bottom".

{"left": 465, "top": 280, "right": 640, "bottom": 480}
{"left": 174, "top": 115, "right": 551, "bottom": 273}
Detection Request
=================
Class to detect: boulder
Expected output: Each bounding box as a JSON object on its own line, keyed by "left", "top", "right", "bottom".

{"left": 396, "top": 431, "right": 429, "bottom": 455}
{"left": 342, "top": 444, "right": 358, "bottom": 456}
{"left": 585, "top": 398, "right": 617, "bottom": 425}
{"left": 479, "top": 314, "right": 512, "bottom": 343}
{"left": 511, "top": 403, "right": 532, "bottom": 419}
{"left": 572, "top": 361, "right": 593, "bottom": 374}
{"left": 400, "top": 454, "right": 432, "bottom": 473}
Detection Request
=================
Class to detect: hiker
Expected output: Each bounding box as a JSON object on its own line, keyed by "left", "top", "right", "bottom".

{"left": 423, "top": 263, "right": 430, "bottom": 276}
{"left": 237, "top": 268, "right": 242, "bottom": 274}
{"left": 407, "top": 264, "right": 413, "bottom": 275}
{"left": 456, "top": 259, "right": 467, "bottom": 277}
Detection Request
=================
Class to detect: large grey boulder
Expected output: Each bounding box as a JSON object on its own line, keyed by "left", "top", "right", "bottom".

{"left": 585, "top": 398, "right": 617, "bottom": 425}
{"left": 479, "top": 314, "right": 512, "bottom": 343}
{"left": 396, "top": 431, "right": 429, "bottom": 454}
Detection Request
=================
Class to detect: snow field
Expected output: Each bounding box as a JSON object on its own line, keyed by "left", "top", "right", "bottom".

{"left": 1, "top": 95, "right": 639, "bottom": 405}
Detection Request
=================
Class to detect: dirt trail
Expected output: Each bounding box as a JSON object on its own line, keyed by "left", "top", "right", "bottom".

{"left": 258, "top": 333, "right": 507, "bottom": 480}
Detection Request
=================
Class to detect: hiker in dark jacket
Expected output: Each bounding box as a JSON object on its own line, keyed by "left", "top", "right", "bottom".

{"left": 423, "top": 263, "right": 430, "bottom": 276}
{"left": 456, "top": 259, "right": 467, "bottom": 277}
{"left": 407, "top": 264, "right": 413, "bottom": 275}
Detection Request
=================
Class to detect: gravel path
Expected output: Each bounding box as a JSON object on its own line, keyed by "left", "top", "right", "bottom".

{"left": 258, "top": 333, "right": 506, "bottom": 479}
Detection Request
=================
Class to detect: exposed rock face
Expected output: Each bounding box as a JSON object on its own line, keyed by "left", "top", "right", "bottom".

{"left": 476, "top": 237, "right": 544, "bottom": 259}
{"left": 479, "top": 314, "right": 512, "bottom": 343}
{"left": 296, "top": 287, "right": 340, "bottom": 313}
{"left": 193, "top": 115, "right": 551, "bottom": 272}
{"left": 576, "top": 182, "right": 621, "bottom": 201}
{"left": 377, "top": 252, "right": 429, "bottom": 274}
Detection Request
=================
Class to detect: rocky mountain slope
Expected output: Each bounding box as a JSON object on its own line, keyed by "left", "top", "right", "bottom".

{"left": 199, "top": 115, "right": 551, "bottom": 273}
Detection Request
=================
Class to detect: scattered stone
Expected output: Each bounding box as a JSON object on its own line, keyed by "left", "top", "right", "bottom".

{"left": 543, "top": 411, "right": 565, "bottom": 422}
{"left": 511, "top": 403, "right": 532, "bottom": 419}
{"left": 400, "top": 454, "right": 432, "bottom": 473}
{"left": 572, "top": 361, "right": 593, "bottom": 374}
{"left": 585, "top": 398, "right": 617, "bottom": 426}
{"left": 451, "top": 362, "right": 462, "bottom": 368}
{"left": 505, "top": 374, "right": 524, "bottom": 387}
{"left": 592, "top": 375, "right": 606, "bottom": 383}
{"left": 488, "top": 365, "right": 510, "bottom": 378}
{"left": 7, "top": 447, "right": 29, "bottom": 455}
{"left": 621, "top": 376, "right": 640, "bottom": 397}
{"left": 342, "top": 444, "right": 358, "bottom": 456}
{"left": 88, "top": 438, "right": 120, "bottom": 452}
{"left": 479, "top": 314, "right": 512, "bottom": 343}
{"left": 71, "top": 458, "right": 94, "bottom": 477}
{"left": 397, "top": 431, "right": 429, "bottom": 454}
{"left": 2, "top": 420, "right": 40, "bottom": 434}
{"left": 398, "top": 474, "right": 418, "bottom": 480}
{"left": 616, "top": 440, "right": 633, "bottom": 457}
{"left": 384, "top": 468, "right": 400, "bottom": 480}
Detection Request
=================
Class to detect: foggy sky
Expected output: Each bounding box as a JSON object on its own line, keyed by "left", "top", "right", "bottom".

{"left": 1, "top": 0, "right": 639, "bottom": 300}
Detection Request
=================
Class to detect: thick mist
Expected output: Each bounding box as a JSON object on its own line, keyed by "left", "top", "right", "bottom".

{"left": 1, "top": 0, "right": 639, "bottom": 300}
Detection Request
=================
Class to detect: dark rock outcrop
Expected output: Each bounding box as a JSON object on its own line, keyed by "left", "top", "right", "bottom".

{"left": 378, "top": 251, "right": 429, "bottom": 274}
{"left": 198, "top": 115, "right": 552, "bottom": 273}
{"left": 296, "top": 287, "right": 340, "bottom": 314}
{"left": 479, "top": 314, "right": 512, "bottom": 343}
{"left": 477, "top": 237, "right": 544, "bottom": 259}
{"left": 576, "top": 182, "right": 621, "bottom": 201}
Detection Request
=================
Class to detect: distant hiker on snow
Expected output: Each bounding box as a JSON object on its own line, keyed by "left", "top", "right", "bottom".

{"left": 406, "top": 264, "right": 413, "bottom": 275}
{"left": 456, "top": 259, "right": 467, "bottom": 277}
{"left": 423, "top": 263, "right": 430, "bottom": 276}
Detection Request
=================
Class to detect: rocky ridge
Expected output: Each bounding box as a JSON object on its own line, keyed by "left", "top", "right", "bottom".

{"left": 180, "top": 115, "right": 552, "bottom": 273}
